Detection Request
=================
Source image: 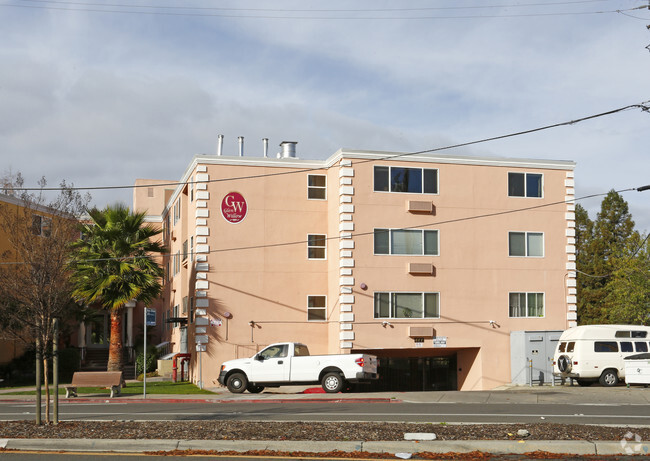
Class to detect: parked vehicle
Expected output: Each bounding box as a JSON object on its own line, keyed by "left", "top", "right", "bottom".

{"left": 217, "top": 342, "right": 378, "bottom": 393}
{"left": 553, "top": 325, "right": 650, "bottom": 387}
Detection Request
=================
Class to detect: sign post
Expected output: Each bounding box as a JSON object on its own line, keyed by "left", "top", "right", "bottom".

{"left": 143, "top": 308, "right": 156, "bottom": 399}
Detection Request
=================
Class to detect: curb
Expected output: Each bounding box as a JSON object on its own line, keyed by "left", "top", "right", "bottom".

{"left": 0, "top": 397, "right": 396, "bottom": 404}
{"left": 2, "top": 438, "right": 650, "bottom": 456}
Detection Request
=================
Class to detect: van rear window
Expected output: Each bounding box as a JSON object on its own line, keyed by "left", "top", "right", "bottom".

{"left": 594, "top": 341, "right": 618, "bottom": 353}
{"left": 558, "top": 342, "right": 566, "bottom": 353}
{"left": 567, "top": 342, "right": 575, "bottom": 352}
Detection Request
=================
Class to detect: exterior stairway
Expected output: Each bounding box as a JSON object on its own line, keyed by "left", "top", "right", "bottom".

{"left": 81, "top": 348, "right": 136, "bottom": 379}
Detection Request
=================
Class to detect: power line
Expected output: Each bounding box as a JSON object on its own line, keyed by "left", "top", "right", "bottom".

{"left": 11, "top": 0, "right": 614, "bottom": 13}
{"left": 7, "top": 100, "right": 650, "bottom": 194}
{"left": 3, "top": 186, "right": 646, "bottom": 267}
{"left": 2, "top": 0, "right": 641, "bottom": 19}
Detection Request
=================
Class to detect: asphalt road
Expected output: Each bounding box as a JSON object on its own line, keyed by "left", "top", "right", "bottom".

{"left": 2, "top": 400, "right": 650, "bottom": 425}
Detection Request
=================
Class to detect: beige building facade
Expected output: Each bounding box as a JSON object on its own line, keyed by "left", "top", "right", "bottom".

{"left": 134, "top": 140, "right": 577, "bottom": 391}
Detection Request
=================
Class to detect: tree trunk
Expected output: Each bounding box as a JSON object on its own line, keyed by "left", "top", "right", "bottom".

{"left": 107, "top": 308, "right": 124, "bottom": 372}
{"left": 43, "top": 357, "right": 50, "bottom": 424}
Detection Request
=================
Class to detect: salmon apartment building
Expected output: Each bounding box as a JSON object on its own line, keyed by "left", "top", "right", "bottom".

{"left": 133, "top": 137, "right": 577, "bottom": 391}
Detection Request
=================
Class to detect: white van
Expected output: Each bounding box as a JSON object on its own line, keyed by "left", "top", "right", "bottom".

{"left": 553, "top": 324, "right": 650, "bottom": 387}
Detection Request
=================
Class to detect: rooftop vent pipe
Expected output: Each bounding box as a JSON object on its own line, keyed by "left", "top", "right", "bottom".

{"left": 263, "top": 138, "right": 269, "bottom": 158}
{"left": 217, "top": 134, "right": 224, "bottom": 156}
{"left": 238, "top": 136, "right": 244, "bottom": 157}
{"left": 279, "top": 141, "right": 297, "bottom": 158}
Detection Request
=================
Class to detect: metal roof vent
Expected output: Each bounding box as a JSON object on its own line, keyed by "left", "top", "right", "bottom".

{"left": 216, "top": 134, "right": 224, "bottom": 156}
{"left": 279, "top": 141, "right": 297, "bottom": 158}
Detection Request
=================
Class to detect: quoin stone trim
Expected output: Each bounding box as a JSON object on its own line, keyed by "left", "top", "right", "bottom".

{"left": 339, "top": 160, "right": 356, "bottom": 349}
{"left": 565, "top": 171, "right": 577, "bottom": 328}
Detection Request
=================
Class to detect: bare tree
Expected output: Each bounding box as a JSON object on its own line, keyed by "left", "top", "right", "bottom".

{"left": 0, "top": 173, "right": 90, "bottom": 424}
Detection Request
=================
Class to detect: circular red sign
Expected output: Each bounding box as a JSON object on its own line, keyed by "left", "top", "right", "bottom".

{"left": 221, "top": 192, "right": 247, "bottom": 224}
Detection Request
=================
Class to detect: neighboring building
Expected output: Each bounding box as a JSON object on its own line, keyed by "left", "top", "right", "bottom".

{"left": 134, "top": 137, "right": 577, "bottom": 391}
{"left": 0, "top": 194, "right": 29, "bottom": 365}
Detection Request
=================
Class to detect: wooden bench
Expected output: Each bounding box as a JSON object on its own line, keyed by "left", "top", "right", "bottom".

{"left": 65, "top": 371, "right": 124, "bottom": 398}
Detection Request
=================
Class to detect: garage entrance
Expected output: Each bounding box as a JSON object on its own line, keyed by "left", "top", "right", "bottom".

{"left": 354, "top": 349, "right": 458, "bottom": 391}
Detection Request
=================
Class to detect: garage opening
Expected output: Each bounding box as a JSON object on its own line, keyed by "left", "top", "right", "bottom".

{"left": 354, "top": 351, "right": 458, "bottom": 392}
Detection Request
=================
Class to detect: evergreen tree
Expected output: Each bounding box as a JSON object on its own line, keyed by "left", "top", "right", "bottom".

{"left": 606, "top": 233, "right": 650, "bottom": 325}
{"left": 576, "top": 191, "right": 637, "bottom": 325}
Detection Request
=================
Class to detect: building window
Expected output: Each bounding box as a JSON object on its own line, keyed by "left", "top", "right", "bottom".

{"left": 182, "top": 240, "right": 188, "bottom": 262}
{"left": 509, "top": 292, "right": 545, "bottom": 318}
{"left": 374, "top": 166, "right": 438, "bottom": 194}
{"left": 173, "top": 251, "right": 180, "bottom": 275}
{"left": 173, "top": 200, "right": 181, "bottom": 225}
{"left": 307, "top": 295, "right": 327, "bottom": 321}
{"left": 374, "top": 292, "right": 440, "bottom": 319}
{"left": 508, "top": 172, "right": 543, "bottom": 198}
{"left": 307, "top": 234, "right": 326, "bottom": 259}
{"left": 190, "top": 236, "right": 194, "bottom": 262}
{"left": 374, "top": 229, "right": 439, "bottom": 255}
{"left": 173, "top": 305, "right": 179, "bottom": 328}
{"left": 308, "top": 175, "right": 326, "bottom": 200}
{"left": 508, "top": 232, "right": 544, "bottom": 257}
{"left": 31, "top": 215, "right": 52, "bottom": 237}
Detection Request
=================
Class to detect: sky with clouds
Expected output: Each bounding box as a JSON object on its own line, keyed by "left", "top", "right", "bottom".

{"left": 1, "top": 0, "right": 649, "bottom": 231}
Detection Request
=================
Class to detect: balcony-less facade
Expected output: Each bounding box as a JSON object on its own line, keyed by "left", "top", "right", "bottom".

{"left": 134, "top": 142, "right": 577, "bottom": 391}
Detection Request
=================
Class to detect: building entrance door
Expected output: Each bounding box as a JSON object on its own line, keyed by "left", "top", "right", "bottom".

{"left": 525, "top": 332, "right": 561, "bottom": 384}
{"left": 86, "top": 312, "right": 109, "bottom": 348}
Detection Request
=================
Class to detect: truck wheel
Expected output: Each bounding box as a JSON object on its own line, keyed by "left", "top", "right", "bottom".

{"left": 599, "top": 369, "right": 619, "bottom": 387}
{"left": 226, "top": 372, "right": 248, "bottom": 393}
{"left": 322, "top": 372, "right": 344, "bottom": 393}
{"left": 247, "top": 384, "right": 264, "bottom": 394}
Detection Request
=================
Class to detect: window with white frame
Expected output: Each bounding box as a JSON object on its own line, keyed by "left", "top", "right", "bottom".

{"left": 307, "top": 295, "right": 327, "bottom": 321}
{"left": 173, "top": 250, "right": 180, "bottom": 275}
{"left": 509, "top": 292, "right": 545, "bottom": 318}
{"left": 307, "top": 234, "right": 326, "bottom": 259}
{"left": 374, "top": 292, "right": 440, "bottom": 319}
{"left": 173, "top": 200, "right": 181, "bottom": 225}
{"left": 508, "top": 232, "right": 544, "bottom": 257}
{"left": 374, "top": 166, "right": 438, "bottom": 194}
{"left": 508, "top": 172, "right": 543, "bottom": 198}
{"left": 374, "top": 229, "right": 439, "bottom": 255}
{"left": 307, "top": 175, "right": 326, "bottom": 200}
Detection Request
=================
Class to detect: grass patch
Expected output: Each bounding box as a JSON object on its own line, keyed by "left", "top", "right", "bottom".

{"left": 4, "top": 381, "right": 214, "bottom": 396}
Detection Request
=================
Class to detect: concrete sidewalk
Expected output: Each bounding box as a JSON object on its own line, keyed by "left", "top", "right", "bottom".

{"left": 1, "top": 437, "right": 649, "bottom": 456}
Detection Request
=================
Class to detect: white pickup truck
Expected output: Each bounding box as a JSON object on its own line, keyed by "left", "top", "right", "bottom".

{"left": 217, "top": 342, "right": 378, "bottom": 393}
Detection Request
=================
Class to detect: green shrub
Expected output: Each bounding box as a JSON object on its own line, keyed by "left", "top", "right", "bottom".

{"left": 135, "top": 346, "right": 159, "bottom": 376}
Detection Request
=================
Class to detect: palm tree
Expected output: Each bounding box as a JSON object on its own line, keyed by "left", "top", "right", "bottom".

{"left": 70, "top": 204, "right": 165, "bottom": 372}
